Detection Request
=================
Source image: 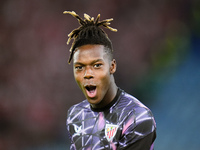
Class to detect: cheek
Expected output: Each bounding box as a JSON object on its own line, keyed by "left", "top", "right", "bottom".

{"left": 97, "top": 71, "right": 111, "bottom": 86}
{"left": 74, "top": 73, "right": 82, "bottom": 87}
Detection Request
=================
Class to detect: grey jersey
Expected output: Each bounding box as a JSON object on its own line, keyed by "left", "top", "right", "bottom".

{"left": 66, "top": 89, "right": 156, "bottom": 150}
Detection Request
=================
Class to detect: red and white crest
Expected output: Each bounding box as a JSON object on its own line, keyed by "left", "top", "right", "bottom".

{"left": 105, "top": 124, "right": 119, "bottom": 142}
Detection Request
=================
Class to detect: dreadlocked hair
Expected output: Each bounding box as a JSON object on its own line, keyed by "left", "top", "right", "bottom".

{"left": 63, "top": 11, "right": 117, "bottom": 64}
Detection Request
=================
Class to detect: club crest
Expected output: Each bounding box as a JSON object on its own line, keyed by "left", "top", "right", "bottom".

{"left": 105, "top": 124, "right": 119, "bottom": 142}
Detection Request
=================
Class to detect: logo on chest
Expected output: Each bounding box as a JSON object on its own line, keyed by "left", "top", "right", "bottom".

{"left": 105, "top": 124, "right": 119, "bottom": 142}
{"left": 73, "top": 124, "right": 82, "bottom": 136}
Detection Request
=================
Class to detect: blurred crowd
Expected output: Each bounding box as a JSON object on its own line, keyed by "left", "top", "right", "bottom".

{"left": 0, "top": 0, "right": 199, "bottom": 149}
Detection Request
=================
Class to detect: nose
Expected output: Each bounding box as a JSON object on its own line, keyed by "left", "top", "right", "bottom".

{"left": 84, "top": 68, "right": 94, "bottom": 79}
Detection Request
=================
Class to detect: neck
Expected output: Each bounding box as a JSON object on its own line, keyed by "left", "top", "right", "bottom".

{"left": 108, "top": 76, "right": 118, "bottom": 102}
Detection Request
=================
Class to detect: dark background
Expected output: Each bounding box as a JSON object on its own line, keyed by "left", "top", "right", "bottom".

{"left": 0, "top": 0, "right": 200, "bottom": 149}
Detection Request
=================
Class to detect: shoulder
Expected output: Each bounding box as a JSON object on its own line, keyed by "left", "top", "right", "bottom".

{"left": 117, "top": 91, "right": 156, "bottom": 147}
{"left": 118, "top": 90, "right": 156, "bottom": 134}
{"left": 67, "top": 100, "right": 90, "bottom": 117}
{"left": 118, "top": 91, "right": 152, "bottom": 116}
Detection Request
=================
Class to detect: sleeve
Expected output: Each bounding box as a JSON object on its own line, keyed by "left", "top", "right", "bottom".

{"left": 120, "top": 130, "right": 156, "bottom": 150}
{"left": 118, "top": 107, "right": 156, "bottom": 150}
{"left": 66, "top": 107, "right": 76, "bottom": 150}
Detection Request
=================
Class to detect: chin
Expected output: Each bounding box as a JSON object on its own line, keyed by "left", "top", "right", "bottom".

{"left": 88, "top": 98, "right": 101, "bottom": 105}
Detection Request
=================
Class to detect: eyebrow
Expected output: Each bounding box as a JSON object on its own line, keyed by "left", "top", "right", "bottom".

{"left": 74, "top": 59, "right": 104, "bottom": 66}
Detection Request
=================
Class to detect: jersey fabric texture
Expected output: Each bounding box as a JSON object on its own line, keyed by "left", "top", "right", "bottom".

{"left": 66, "top": 88, "right": 156, "bottom": 150}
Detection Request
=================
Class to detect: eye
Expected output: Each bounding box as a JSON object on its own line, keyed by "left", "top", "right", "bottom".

{"left": 75, "top": 66, "right": 83, "bottom": 71}
{"left": 94, "top": 63, "right": 102, "bottom": 68}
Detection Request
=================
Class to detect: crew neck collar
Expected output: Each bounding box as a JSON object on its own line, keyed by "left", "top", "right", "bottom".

{"left": 90, "top": 88, "right": 122, "bottom": 112}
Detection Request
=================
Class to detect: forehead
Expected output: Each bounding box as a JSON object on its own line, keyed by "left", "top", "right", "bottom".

{"left": 73, "top": 45, "right": 108, "bottom": 63}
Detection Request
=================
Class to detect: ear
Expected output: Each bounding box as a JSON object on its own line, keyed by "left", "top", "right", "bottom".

{"left": 110, "top": 59, "right": 117, "bottom": 74}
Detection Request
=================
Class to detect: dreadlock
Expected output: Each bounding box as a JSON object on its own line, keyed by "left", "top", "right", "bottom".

{"left": 63, "top": 11, "right": 117, "bottom": 64}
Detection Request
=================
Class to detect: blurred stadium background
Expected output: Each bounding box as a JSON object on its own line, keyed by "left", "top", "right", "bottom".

{"left": 0, "top": 0, "right": 200, "bottom": 149}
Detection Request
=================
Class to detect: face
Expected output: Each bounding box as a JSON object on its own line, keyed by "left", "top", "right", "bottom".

{"left": 73, "top": 44, "right": 116, "bottom": 108}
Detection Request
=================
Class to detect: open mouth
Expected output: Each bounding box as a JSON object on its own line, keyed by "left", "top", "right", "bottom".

{"left": 85, "top": 85, "right": 97, "bottom": 98}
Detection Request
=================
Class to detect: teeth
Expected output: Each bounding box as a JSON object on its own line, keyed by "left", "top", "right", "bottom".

{"left": 85, "top": 85, "right": 97, "bottom": 98}
{"left": 86, "top": 86, "right": 96, "bottom": 91}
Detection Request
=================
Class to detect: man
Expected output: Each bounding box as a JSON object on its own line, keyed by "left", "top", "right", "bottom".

{"left": 64, "top": 11, "right": 156, "bottom": 150}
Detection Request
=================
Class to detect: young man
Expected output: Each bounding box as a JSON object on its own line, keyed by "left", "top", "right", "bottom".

{"left": 64, "top": 11, "right": 156, "bottom": 150}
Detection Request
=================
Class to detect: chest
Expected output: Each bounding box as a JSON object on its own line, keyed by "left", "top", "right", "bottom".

{"left": 67, "top": 110, "right": 125, "bottom": 149}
